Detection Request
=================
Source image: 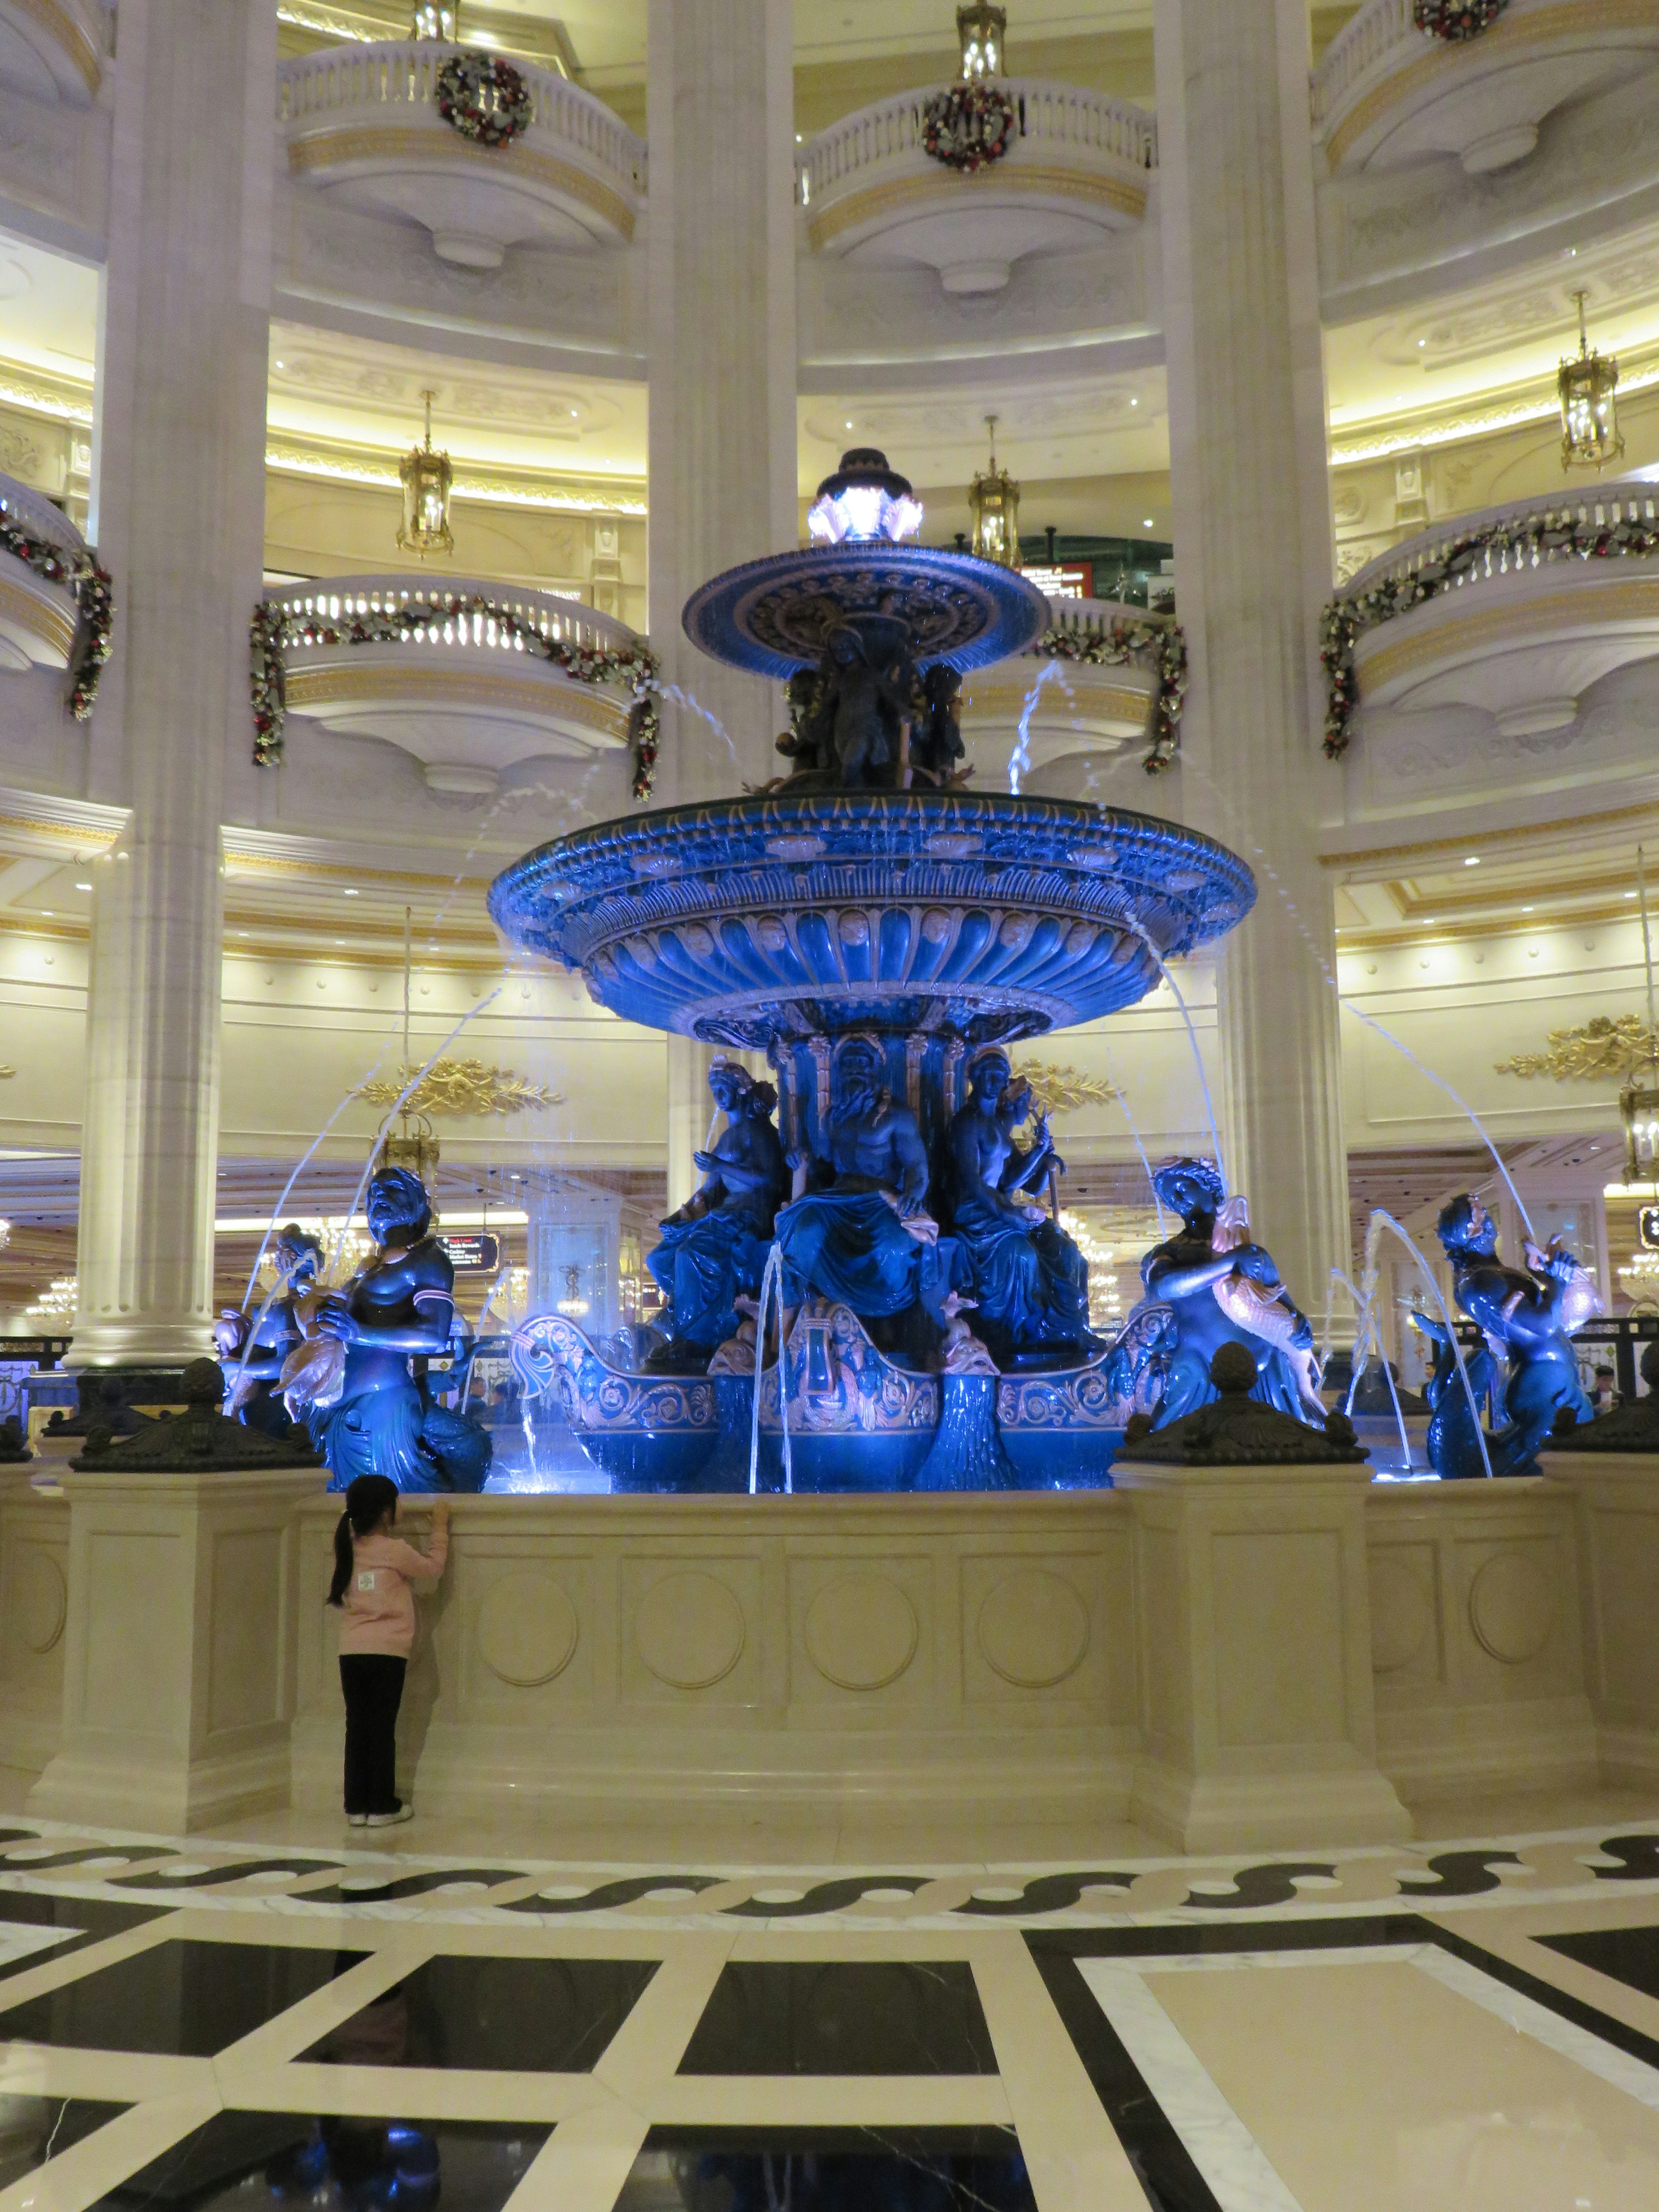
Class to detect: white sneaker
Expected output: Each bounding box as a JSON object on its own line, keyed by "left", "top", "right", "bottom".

{"left": 346, "top": 1813, "right": 368, "bottom": 1828}
{"left": 366, "top": 1804, "right": 413, "bottom": 1827}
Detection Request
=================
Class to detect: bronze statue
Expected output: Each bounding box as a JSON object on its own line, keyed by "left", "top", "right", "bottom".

{"left": 647, "top": 1058, "right": 788, "bottom": 1362}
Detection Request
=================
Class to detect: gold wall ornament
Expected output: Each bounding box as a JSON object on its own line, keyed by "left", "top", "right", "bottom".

{"left": 968, "top": 414, "right": 1020, "bottom": 568}
{"left": 1494, "top": 1013, "right": 1659, "bottom": 1084}
{"left": 957, "top": 2, "right": 1007, "bottom": 78}
{"left": 1559, "top": 290, "right": 1625, "bottom": 472}
{"left": 1012, "top": 1060, "right": 1120, "bottom": 1115}
{"left": 397, "top": 389, "right": 455, "bottom": 558}
{"left": 354, "top": 1057, "right": 564, "bottom": 1118}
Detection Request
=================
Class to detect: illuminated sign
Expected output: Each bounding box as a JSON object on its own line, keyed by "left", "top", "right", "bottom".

{"left": 439, "top": 1232, "right": 500, "bottom": 1271}
{"left": 1020, "top": 561, "right": 1093, "bottom": 600}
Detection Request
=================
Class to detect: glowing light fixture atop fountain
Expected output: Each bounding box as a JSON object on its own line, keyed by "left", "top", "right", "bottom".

{"left": 397, "top": 390, "right": 455, "bottom": 559}
{"left": 1559, "top": 290, "right": 1624, "bottom": 472}
{"left": 410, "top": 3, "right": 460, "bottom": 38}
{"left": 957, "top": 2, "right": 1007, "bottom": 78}
{"left": 968, "top": 414, "right": 1020, "bottom": 568}
{"left": 807, "top": 449, "right": 924, "bottom": 546}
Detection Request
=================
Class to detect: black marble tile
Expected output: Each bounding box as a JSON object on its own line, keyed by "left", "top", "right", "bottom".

{"left": 0, "top": 2095, "right": 128, "bottom": 2190}
{"left": 620, "top": 2128, "right": 1035, "bottom": 2210}
{"left": 0, "top": 1938, "right": 369, "bottom": 2056}
{"left": 1538, "top": 1922, "right": 1659, "bottom": 2004}
{"left": 0, "top": 1892, "right": 172, "bottom": 1987}
{"left": 88, "top": 2110, "right": 550, "bottom": 2212}
{"left": 302, "top": 1954, "right": 657, "bottom": 2073}
{"left": 677, "top": 1961, "right": 998, "bottom": 2077}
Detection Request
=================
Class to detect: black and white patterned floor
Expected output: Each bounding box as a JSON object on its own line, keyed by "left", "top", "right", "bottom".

{"left": 1, "top": 1814, "right": 1658, "bottom": 2209}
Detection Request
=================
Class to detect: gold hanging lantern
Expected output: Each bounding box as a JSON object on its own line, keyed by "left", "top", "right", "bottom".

{"left": 410, "top": 3, "right": 459, "bottom": 38}
{"left": 397, "top": 389, "right": 455, "bottom": 559}
{"left": 1559, "top": 290, "right": 1624, "bottom": 472}
{"left": 957, "top": 3, "right": 1006, "bottom": 78}
{"left": 968, "top": 413, "right": 1020, "bottom": 568}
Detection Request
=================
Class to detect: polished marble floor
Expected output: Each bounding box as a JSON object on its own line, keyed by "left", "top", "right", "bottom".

{"left": 0, "top": 1806, "right": 1656, "bottom": 2209}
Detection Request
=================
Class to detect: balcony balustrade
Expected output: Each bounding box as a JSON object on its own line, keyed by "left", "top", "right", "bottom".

{"left": 1344, "top": 480, "right": 1659, "bottom": 739}
{"left": 0, "top": 476, "right": 83, "bottom": 677}
{"left": 264, "top": 575, "right": 646, "bottom": 795}
{"left": 959, "top": 598, "right": 1170, "bottom": 787}
{"left": 1313, "top": 0, "right": 1659, "bottom": 175}
{"left": 277, "top": 41, "right": 647, "bottom": 268}
{"left": 0, "top": 0, "right": 103, "bottom": 107}
{"left": 798, "top": 80, "right": 1156, "bottom": 295}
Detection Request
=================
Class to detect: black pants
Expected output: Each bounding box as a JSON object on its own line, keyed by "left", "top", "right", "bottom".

{"left": 339, "top": 1654, "right": 406, "bottom": 1815}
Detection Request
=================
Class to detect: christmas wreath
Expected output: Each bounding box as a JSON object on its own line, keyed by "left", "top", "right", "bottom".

{"left": 1030, "top": 618, "right": 1188, "bottom": 775}
{"left": 0, "top": 509, "right": 113, "bottom": 722}
{"left": 435, "top": 51, "right": 533, "bottom": 148}
{"left": 250, "top": 592, "right": 662, "bottom": 799}
{"left": 1413, "top": 0, "right": 1508, "bottom": 41}
{"left": 1321, "top": 503, "right": 1659, "bottom": 760}
{"left": 920, "top": 80, "right": 1017, "bottom": 173}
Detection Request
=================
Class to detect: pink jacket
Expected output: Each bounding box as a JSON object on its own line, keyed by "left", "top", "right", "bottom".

{"left": 338, "top": 1524, "right": 448, "bottom": 1657}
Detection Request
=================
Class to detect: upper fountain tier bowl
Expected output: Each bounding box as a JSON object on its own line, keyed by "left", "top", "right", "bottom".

{"left": 488, "top": 789, "right": 1256, "bottom": 1052}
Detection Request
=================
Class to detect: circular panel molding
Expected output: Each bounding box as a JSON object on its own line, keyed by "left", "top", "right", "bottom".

{"left": 805, "top": 1575, "right": 918, "bottom": 1691}
{"left": 14, "top": 1551, "right": 64, "bottom": 1656}
{"left": 1468, "top": 1551, "right": 1557, "bottom": 1666}
{"left": 476, "top": 1572, "right": 577, "bottom": 1687}
{"left": 976, "top": 1569, "right": 1090, "bottom": 1688}
{"left": 1368, "top": 1557, "right": 1434, "bottom": 1675}
{"left": 636, "top": 1571, "right": 746, "bottom": 1690}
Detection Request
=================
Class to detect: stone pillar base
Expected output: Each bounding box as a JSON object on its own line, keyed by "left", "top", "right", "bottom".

{"left": 1113, "top": 1455, "right": 1411, "bottom": 1854}
{"left": 27, "top": 1466, "right": 321, "bottom": 1834}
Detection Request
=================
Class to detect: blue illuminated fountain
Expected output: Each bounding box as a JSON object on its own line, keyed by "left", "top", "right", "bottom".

{"left": 489, "top": 452, "right": 1259, "bottom": 1491}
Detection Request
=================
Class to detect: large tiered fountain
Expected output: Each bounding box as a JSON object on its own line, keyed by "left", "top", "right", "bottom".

{"left": 489, "top": 452, "right": 1257, "bottom": 1491}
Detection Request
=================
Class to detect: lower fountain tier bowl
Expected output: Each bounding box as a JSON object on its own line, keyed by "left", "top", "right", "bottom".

{"left": 488, "top": 789, "right": 1255, "bottom": 1050}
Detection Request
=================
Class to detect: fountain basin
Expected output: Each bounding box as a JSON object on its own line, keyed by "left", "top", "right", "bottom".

{"left": 487, "top": 789, "right": 1255, "bottom": 1053}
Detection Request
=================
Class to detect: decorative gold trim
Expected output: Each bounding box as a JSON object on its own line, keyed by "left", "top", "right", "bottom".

{"left": 285, "top": 660, "right": 631, "bottom": 741}
{"left": 286, "top": 124, "right": 636, "bottom": 241}
{"left": 806, "top": 160, "right": 1145, "bottom": 253}
{"left": 962, "top": 676, "right": 1151, "bottom": 725}
{"left": 1325, "top": 0, "right": 1659, "bottom": 168}
{"left": 0, "top": 573, "right": 76, "bottom": 665}
{"left": 1357, "top": 575, "right": 1659, "bottom": 696}
{"left": 8, "top": 0, "right": 99, "bottom": 96}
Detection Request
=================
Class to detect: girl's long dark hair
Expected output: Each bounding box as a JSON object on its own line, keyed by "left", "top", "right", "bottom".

{"left": 327, "top": 1475, "right": 400, "bottom": 1606}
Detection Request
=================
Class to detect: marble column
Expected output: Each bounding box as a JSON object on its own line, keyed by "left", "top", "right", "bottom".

{"left": 68, "top": 0, "right": 275, "bottom": 1375}
{"left": 645, "top": 0, "right": 798, "bottom": 806}
{"left": 1154, "top": 0, "right": 1352, "bottom": 1311}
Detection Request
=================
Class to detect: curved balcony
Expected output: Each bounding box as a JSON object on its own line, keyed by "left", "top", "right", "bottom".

{"left": 799, "top": 80, "right": 1155, "bottom": 295}
{"left": 1346, "top": 481, "right": 1659, "bottom": 738}
{"left": 0, "top": 477, "right": 82, "bottom": 675}
{"left": 0, "top": 0, "right": 102, "bottom": 108}
{"left": 267, "top": 576, "right": 644, "bottom": 795}
{"left": 959, "top": 599, "right": 1167, "bottom": 788}
{"left": 276, "top": 43, "right": 647, "bottom": 269}
{"left": 1313, "top": 0, "right": 1659, "bottom": 176}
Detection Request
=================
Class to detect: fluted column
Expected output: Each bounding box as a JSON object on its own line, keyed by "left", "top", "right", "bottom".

{"left": 68, "top": 0, "right": 275, "bottom": 1373}
{"left": 1154, "top": 0, "right": 1351, "bottom": 1310}
{"left": 646, "top": 0, "right": 798, "bottom": 804}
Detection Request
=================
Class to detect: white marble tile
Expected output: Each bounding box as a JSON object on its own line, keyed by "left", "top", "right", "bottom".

{"left": 1077, "top": 1961, "right": 1309, "bottom": 2212}
{"left": 1411, "top": 1943, "right": 1659, "bottom": 2114}
{"left": 0, "top": 1924, "right": 80, "bottom": 1973}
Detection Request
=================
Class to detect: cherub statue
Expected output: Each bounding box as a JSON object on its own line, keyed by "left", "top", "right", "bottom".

{"left": 1411, "top": 1193, "right": 1598, "bottom": 1476}
{"left": 647, "top": 1058, "right": 788, "bottom": 1363}
{"left": 909, "top": 663, "right": 966, "bottom": 785}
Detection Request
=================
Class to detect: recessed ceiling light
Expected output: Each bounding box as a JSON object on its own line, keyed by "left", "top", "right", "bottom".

{"left": 1464, "top": 855, "right": 1479, "bottom": 866}
{"left": 40, "top": 910, "right": 52, "bottom": 917}
{"left": 74, "top": 881, "right": 90, "bottom": 890}
{"left": 238, "top": 931, "right": 250, "bottom": 938}
{"left": 1521, "top": 905, "right": 1534, "bottom": 912}
{"left": 1417, "top": 340, "right": 1426, "bottom": 348}
{"left": 1143, "top": 518, "right": 1155, "bottom": 528}
{"left": 1130, "top": 397, "right": 1138, "bottom": 407}
{"left": 334, "top": 939, "right": 345, "bottom": 946}
{"left": 343, "top": 888, "right": 359, "bottom": 896}
{"left": 1626, "top": 891, "right": 1639, "bottom": 899}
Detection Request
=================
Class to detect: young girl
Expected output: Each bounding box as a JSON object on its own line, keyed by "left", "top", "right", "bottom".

{"left": 327, "top": 1474, "right": 450, "bottom": 1827}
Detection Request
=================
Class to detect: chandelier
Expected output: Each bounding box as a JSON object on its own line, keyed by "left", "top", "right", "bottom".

{"left": 957, "top": 3, "right": 1007, "bottom": 79}
{"left": 1559, "top": 290, "right": 1624, "bottom": 472}
{"left": 410, "top": 4, "right": 459, "bottom": 38}
{"left": 968, "top": 414, "right": 1020, "bottom": 567}
{"left": 397, "top": 389, "right": 455, "bottom": 559}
